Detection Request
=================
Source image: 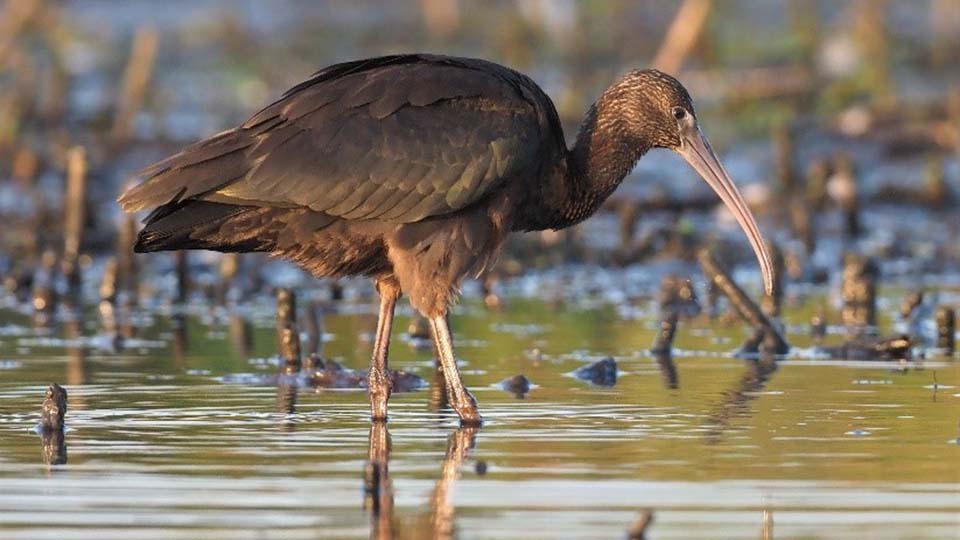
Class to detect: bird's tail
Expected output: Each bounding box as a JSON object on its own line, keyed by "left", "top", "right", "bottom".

{"left": 134, "top": 200, "right": 268, "bottom": 253}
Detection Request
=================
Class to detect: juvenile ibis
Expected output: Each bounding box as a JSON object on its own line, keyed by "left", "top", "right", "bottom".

{"left": 119, "top": 54, "right": 773, "bottom": 426}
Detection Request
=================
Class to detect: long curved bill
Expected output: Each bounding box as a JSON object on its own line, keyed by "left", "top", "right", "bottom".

{"left": 676, "top": 125, "right": 774, "bottom": 296}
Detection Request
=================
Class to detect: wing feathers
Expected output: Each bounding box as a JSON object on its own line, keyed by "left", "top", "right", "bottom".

{"left": 120, "top": 55, "right": 554, "bottom": 223}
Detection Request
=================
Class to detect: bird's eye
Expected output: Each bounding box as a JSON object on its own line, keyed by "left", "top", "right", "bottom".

{"left": 672, "top": 107, "right": 687, "bottom": 121}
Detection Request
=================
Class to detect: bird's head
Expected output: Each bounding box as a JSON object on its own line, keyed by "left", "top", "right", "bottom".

{"left": 604, "top": 69, "right": 774, "bottom": 295}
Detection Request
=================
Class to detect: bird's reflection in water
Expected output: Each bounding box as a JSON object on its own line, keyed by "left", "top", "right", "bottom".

{"left": 653, "top": 350, "right": 679, "bottom": 389}
{"left": 365, "top": 422, "right": 395, "bottom": 540}
{"left": 426, "top": 426, "right": 478, "bottom": 539}
{"left": 703, "top": 352, "right": 778, "bottom": 444}
{"left": 364, "top": 423, "right": 479, "bottom": 540}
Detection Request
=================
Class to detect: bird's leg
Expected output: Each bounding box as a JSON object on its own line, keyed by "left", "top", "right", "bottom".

{"left": 429, "top": 314, "right": 482, "bottom": 426}
{"left": 369, "top": 278, "right": 401, "bottom": 422}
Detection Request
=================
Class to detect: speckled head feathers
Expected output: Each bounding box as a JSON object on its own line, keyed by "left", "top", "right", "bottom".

{"left": 600, "top": 69, "right": 697, "bottom": 149}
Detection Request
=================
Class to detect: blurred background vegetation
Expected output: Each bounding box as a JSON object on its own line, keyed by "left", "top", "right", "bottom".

{"left": 0, "top": 0, "right": 957, "bottom": 289}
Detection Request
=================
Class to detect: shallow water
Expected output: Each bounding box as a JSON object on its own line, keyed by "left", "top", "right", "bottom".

{"left": 0, "top": 283, "right": 957, "bottom": 540}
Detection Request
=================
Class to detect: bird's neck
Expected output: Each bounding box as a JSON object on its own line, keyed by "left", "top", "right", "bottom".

{"left": 537, "top": 101, "right": 648, "bottom": 230}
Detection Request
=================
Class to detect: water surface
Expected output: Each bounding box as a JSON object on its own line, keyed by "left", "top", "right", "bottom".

{"left": 0, "top": 287, "right": 957, "bottom": 539}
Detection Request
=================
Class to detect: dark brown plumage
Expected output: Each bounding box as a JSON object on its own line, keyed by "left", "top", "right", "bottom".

{"left": 120, "top": 54, "right": 773, "bottom": 426}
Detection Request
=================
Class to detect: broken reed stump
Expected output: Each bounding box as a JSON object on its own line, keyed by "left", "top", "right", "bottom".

{"left": 111, "top": 25, "right": 159, "bottom": 143}
{"left": 616, "top": 199, "right": 641, "bottom": 262}
{"left": 651, "top": 276, "right": 685, "bottom": 356}
{"left": 805, "top": 158, "right": 830, "bottom": 212}
{"left": 651, "top": 0, "right": 712, "bottom": 74}
{"left": 217, "top": 253, "right": 239, "bottom": 305}
{"left": 697, "top": 249, "right": 790, "bottom": 355}
{"left": 276, "top": 320, "right": 301, "bottom": 416}
{"left": 330, "top": 280, "right": 344, "bottom": 302}
{"left": 40, "top": 383, "right": 68, "bottom": 466}
{"left": 303, "top": 300, "right": 323, "bottom": 357}
{"left": 657, "top": 275, "right": 701, "bottom": 318}
{"left": 62, "top": 146, "right": 87, "bottom": 294}
{"left": 279, "top": 325, "right": 302, "bottom": 375}
{"left": 810, "top": 307, "right": 827, "bottom": 346}
{"left": 773, "top": 120, "right": 798, "bottom": 196}
{"left": 41, "top": 383, "right": 67, "bottom": 431}
{"left": 499, "top": 374, "right": 532, "bottom": 398}
{"left": 32, "top": 248, "right": 58, "bottom": 314}
{"left": 276, "top": 287, "right": 297, "bottom": 345}
{"left": 650, "top": 310, "right": 679, "bottom": 355}
{"left": 900, "top": 291, "right": 923, "bottom": 320}
{"left": 407, "top": 313, "right": 431, "bottom": 340}
{"left": 832, "top": 154, "right": 861, "bottom": 239}
{"left": 650, "top": 283, "right": 680, "bottom": 390}
{"left": 841, "top": 254, "right": 878, "bottom": 329}
{"left": 789, "top": 197, "right": 815, "bottom": 255}
{"left": 936, "top": 307, "right": 955, "bottom": 355}
{"left": 116, "top": 209, "right": 138, "bottom": 301}
{"left": 99, "top": 257, "right": 118, "bottom": 304}
{"left": 626, "top": 510, "right": 655, "bottom": 540}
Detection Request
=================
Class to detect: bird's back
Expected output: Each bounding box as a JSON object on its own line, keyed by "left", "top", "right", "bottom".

{"left": 120, "top": 54, "right": 566, "bottom": 251}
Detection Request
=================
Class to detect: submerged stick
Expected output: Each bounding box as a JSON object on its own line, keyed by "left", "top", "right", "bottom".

{"left": 697, "top": 249, "right": 790, "bottom": 354}
{"left": 40, "top": 383, "right": 68, "bottom": 466}
{"left": 62, "top": 146, "right": 87, "bottom": 292}
{"left": 41, "top": 383, "right": 68, "bottom": 431}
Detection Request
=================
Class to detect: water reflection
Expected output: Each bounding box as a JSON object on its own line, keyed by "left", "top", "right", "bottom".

{"left": 276, "top": 381, "right": 298, "bottom": 419}
{"left": 364, "top": 424, "right": 479, "bottom": 540}
{"left": 365, "top": 422, "right": 394, "bottom": 540}
{"left": 41, "top": 427, "right": 67, "bottom": 466}
{"left": 652, "top": 351, "right": 679, "bottom": 389}
{"left": 426, "top": 427, "right": 478, "bottom": 539}
{"left": 704, "top": 353, "right": 778, "bottom": 444}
